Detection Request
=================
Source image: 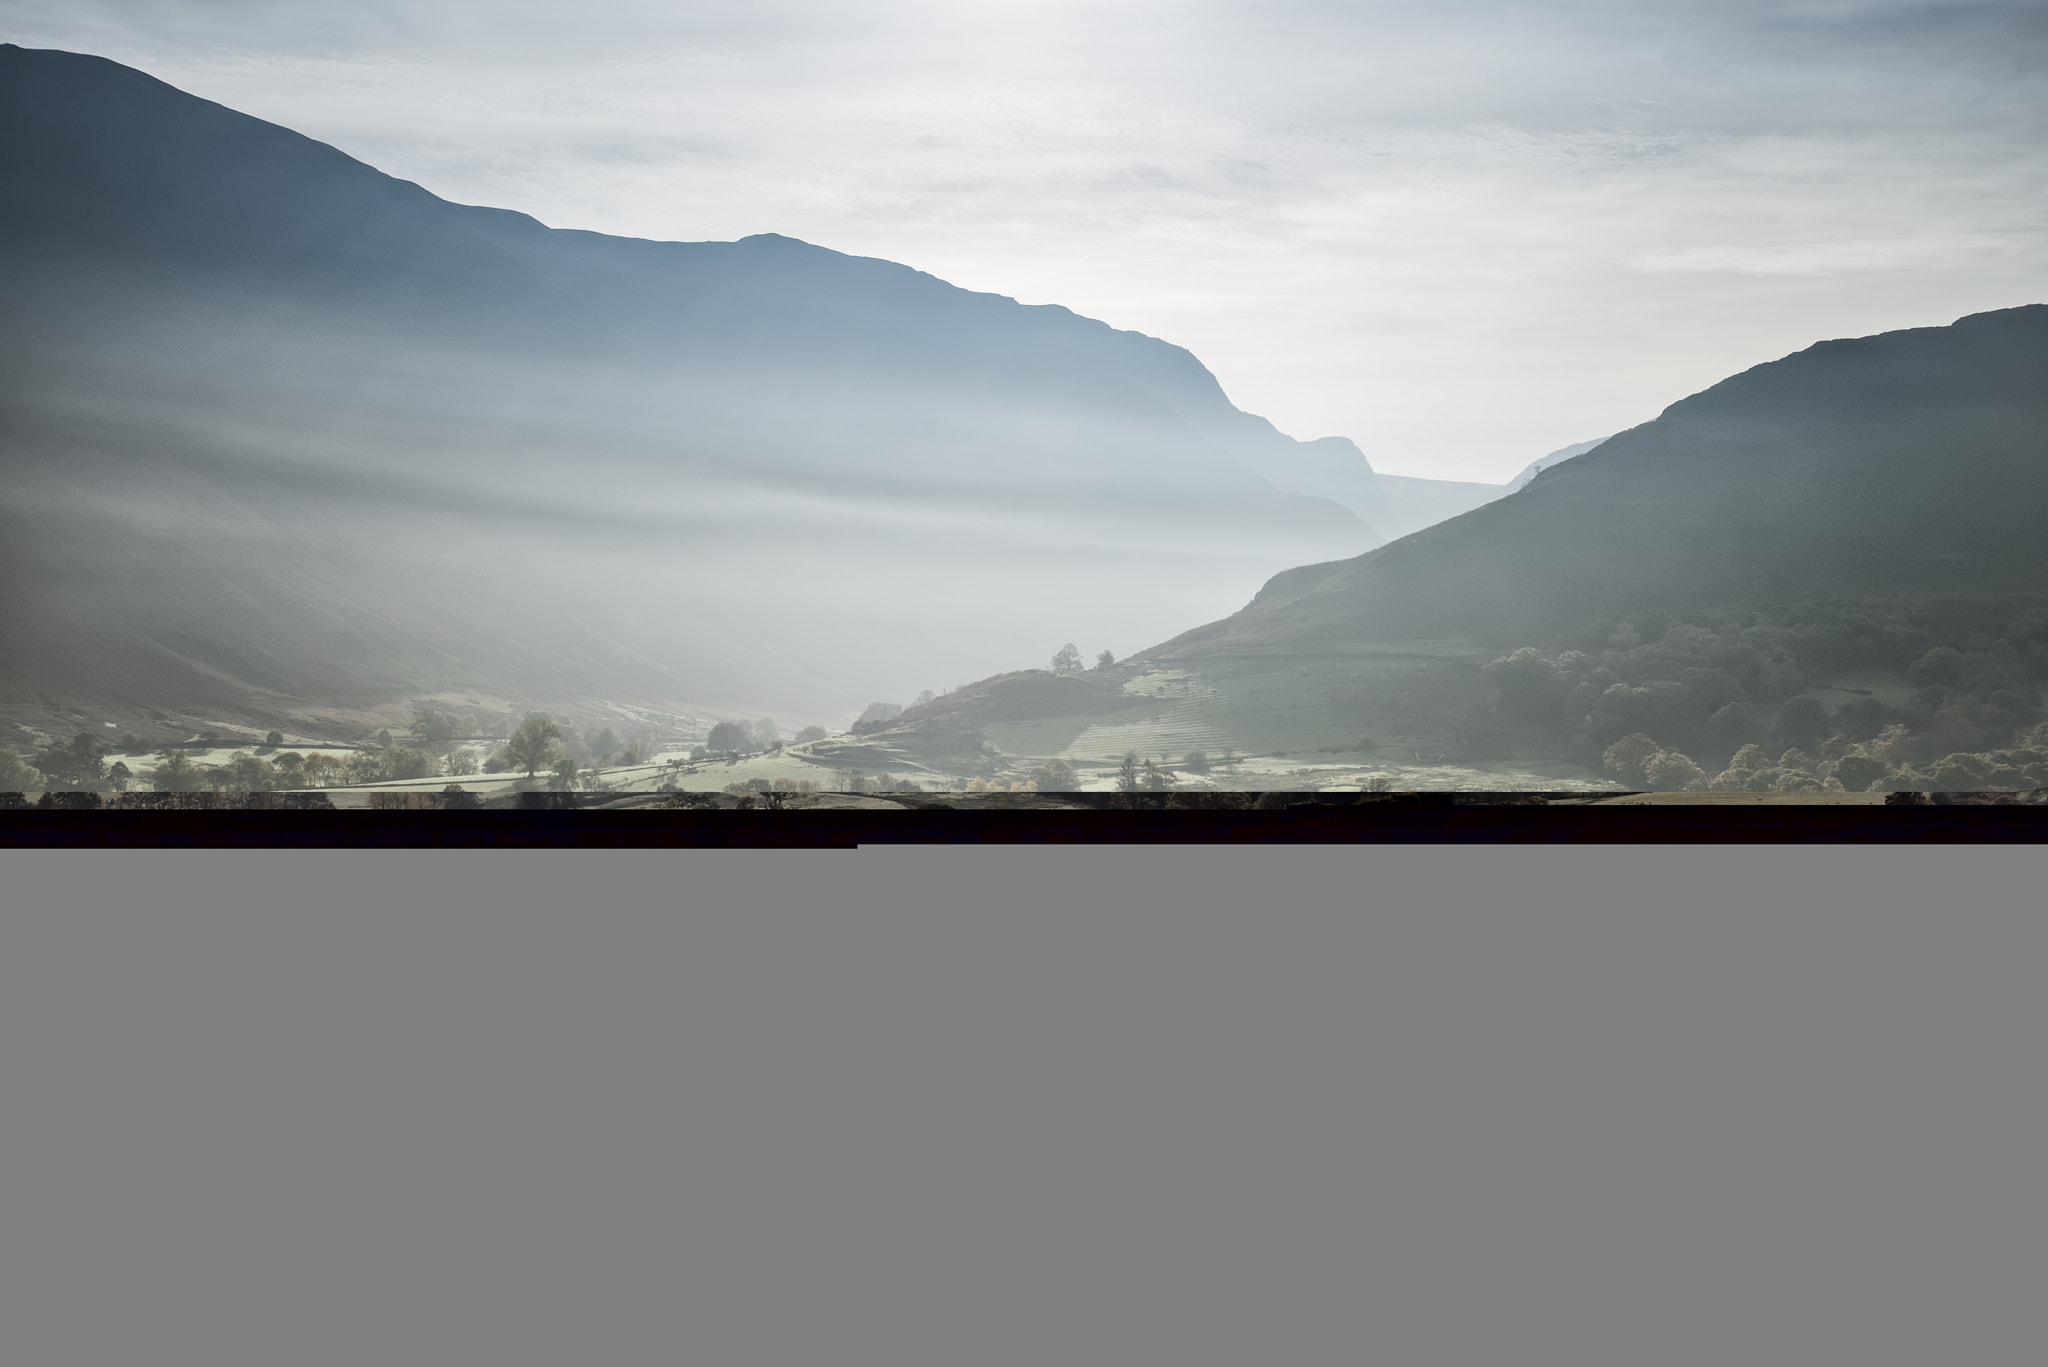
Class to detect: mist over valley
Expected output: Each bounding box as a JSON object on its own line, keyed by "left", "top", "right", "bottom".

{"left": 5, "top": 42, "right": 2047, "bottom": 802}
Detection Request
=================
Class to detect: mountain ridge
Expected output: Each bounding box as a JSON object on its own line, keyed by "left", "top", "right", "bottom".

{"left": 1141, "top": 302, "right": 2048, "bottom": 662}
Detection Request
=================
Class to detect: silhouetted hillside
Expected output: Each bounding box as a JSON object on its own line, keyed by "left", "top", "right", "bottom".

{"left": 0, "top": 44, "right": 1380, "bottom": 725}
{"left": 1146, "top": 305, "right": 2048, "bottom": 659}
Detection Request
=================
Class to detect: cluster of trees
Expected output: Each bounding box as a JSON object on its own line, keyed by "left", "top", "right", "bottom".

{"left": 4, "top": 733, "right": 124, "bottom": 792}
{"left": 1476, "top": 599, "right": 2048, "bottom": 790}
{"left": 1049, "top": 645, "right": 1117, "bottom": 675}
{"left": 829, "top": 769, "right": 925, "bottom": 794}
{"left": 1023, "top": 757, "right": 1080, "bottom": 791}
{"left": 1602, "top": 727, "right": 2048, "bottom": 794}
{"left": 704, "top": 718, "right": 786, "bottom": 754}
{"left": 723, "top": 777, "right": 825, "bottom": 796}
{"left": 1116, "top": 751, "right": 1177, "bottom": 794}
{"left": 0, "top": 705, "right": 681, "bottom": 794}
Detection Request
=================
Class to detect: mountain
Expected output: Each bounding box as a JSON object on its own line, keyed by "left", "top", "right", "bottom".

{"left": 1225, "top": 431, "right": 1595, "bottom": 542}
{"left": 822, "top": 304, "right": 2048, "bottom": 794}
{"left": 1145, "top": 305, "right": 2048, "bottom": 660}
{"left": 0, "top": 44, "right": 1378, "bottom": 733}
{"left": 1506, "top": 438, "right": 1607, "bottom": 492}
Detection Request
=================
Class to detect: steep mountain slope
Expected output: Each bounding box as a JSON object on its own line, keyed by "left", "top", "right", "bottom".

{"left": 1145, "top": 305, "right": 2048, "bottom": 660}
{"left": 1507, "top": 438, "right": 1607, "bottom": 492}
{"left": 0, "top": 44, "right": 1373, "bottom": 728}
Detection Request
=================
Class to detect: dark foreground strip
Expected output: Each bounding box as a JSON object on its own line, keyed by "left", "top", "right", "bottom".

{"left": 3, "top": 797, "right": 2045, "bottom": 846}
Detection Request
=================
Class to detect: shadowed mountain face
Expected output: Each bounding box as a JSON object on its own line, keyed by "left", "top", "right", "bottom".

{"left": 0, "top": 44, "right": 1377, "bottom": 724}
{"left": 1143, "top": 304, "right": 2048, "bottom": 660}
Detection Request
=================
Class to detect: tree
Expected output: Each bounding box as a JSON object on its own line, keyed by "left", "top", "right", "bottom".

{"left": 386, "top": 746, "right": 435, "bottom": 781}
{"left": 35, "top": 733, "right": 107, "bottom": 791}
{"left": 1096, "top": 650, "right": 1116, "bottom": 669}
{"left": 1116, "top": 751, "right": 1141, "bottom": 793}
{"left": 855, "top": 702, "right": 902, "bottom": 727}
{"left": 913, "top": 690, "right": 936, "bottom": 707}
{"left": 105, "top": 761, "right": 133, "bottom": 792}
{"left": 299, "top": 754, "right": 343, "bottom": 786}
{"left": 1480, "top": 647, "right": 1562, "bottom": 726}
{"left": 794, "top": 725, "right": 829, "bottom": 744}
{"left": 1051, "top": 643, "right": 1084, "bottom": 675}
{"left": 592, "top": 727, "right": 621, "bottom": 763}
{"left": 343, "top": 750, "right": 390, "bottom": 786}
{"left": 706, "top": 720, "right": 751, "bottom": 753}
{"left": 228, "top": 754, "right": 280, "bottom": 791}
{"left": 446, "top": 748, "right": 479, "bottom": 776}
{"left": 1141, "top": 759, "right": 1173, "bottom": 792}
{"left": 1026, "top": 758, "right": 1079, "bottom": 791}
{"left": 551, "top": 755, "right": 580, "bottom": 791}
{"left": 264, "top": 730, "right": 284, "bottom": 748}
{"left": 503, "top": 716, "right": 565, "bottom": 778}
{"left": 752, "top": 718, "right": 780, "bottom": 749}
{"left": 1182, "top": 749, "right": 1211, "bottom": 774}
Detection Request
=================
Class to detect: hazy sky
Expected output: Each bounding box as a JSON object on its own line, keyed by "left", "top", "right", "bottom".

{"left": 13, "top": 0, "right": 2046, "bottom": 480}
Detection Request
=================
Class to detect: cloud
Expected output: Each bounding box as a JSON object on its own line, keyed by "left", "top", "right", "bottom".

{"left": 8, "top": 0, "right": 2046, "bottom": 478}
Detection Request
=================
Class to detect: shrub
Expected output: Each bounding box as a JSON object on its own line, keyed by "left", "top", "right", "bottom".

{"left": 793, "top": 725, "right": 830, "bottom": 744}
{"left": 1182, "top": 750, "right": 1211, "bottom": 774}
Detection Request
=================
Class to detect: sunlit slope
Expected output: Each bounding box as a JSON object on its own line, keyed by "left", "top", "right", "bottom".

{"left": 842, "top": 650, "right": 1609, "bottom": 790}
{"left": 1145, "top": 304, "right": 2048, "bottom": 660}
